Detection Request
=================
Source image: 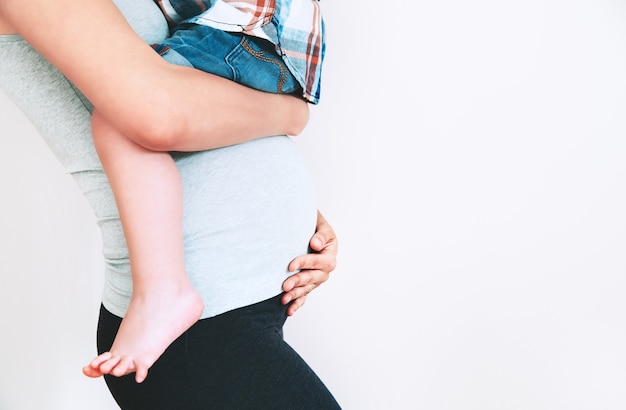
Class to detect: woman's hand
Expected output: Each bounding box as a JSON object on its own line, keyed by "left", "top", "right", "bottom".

{"left": 282, "top": 211, "right": 338, "bottom": 316}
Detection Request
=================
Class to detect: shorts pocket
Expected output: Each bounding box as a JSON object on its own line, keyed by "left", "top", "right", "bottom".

{"left": 226, "top": 36, "right": 301, "bottom": 95}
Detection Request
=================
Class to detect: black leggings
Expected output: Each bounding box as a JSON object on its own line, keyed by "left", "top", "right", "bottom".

{"left": 97, "top": 295, "right": 341, "bottom": 409}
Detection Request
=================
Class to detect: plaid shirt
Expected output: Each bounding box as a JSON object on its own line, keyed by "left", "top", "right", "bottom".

{"left": 154, "top": 0, "right": 325, "bottom": 104}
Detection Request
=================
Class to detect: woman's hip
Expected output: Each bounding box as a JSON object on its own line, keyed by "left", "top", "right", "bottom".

{"left": 98, "top": 295, "right": 340, "bottom": 409}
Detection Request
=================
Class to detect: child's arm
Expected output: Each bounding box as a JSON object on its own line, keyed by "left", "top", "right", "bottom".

{"left": 0, "top": 0, "right": 308, "bottom": 152}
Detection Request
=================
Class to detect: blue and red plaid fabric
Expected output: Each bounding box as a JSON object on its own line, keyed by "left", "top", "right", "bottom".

{"left": 154, "top": 0, "right": 325, "bottom": 103}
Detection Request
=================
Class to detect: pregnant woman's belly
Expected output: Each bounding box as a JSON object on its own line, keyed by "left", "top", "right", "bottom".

{"left": 100, "top": 1, "right": 317, "bottom": 318}
{"left": 175, "top": 135, "right": 317, "bottom": 318}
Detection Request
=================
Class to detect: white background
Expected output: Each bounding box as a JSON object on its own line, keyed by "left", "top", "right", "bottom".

{"left": 2, "top": 1, "right": 626, "bottom": 409}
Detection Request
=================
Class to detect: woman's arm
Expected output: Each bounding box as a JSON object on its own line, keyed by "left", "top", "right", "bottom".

{"left": 0, "top": 0, "right": 308, "bottom": 152}
{"left": 0, "top": 8, "right": 336, "bottom": 316}
{"left": 0, "top": 14, "right": 13, "bottom": 33}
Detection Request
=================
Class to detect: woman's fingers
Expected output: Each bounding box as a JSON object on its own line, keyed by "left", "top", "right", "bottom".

{"left": 286, "top": 294, "right": 308, "bottom": 316}
{"left": 310, "top": 211, "right": 338, "bottom": 252}
{"left": 282, "top": 275, "right": 318, "bottom": 316}
{"left": 288, "top": 211, "right": 338, "bottom": 273}
{"left": 282, "top": 211, "right": 338, "bottom": 315}
{"left": 281, "top": 268, "right": 330, "bottom": 315}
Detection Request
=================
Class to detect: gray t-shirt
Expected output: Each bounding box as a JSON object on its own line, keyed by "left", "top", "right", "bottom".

{"left": 0, "top": 0, "right": 317, "bottom": 319}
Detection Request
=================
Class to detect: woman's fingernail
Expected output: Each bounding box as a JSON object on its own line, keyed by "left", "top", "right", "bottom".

{"left": 311, "top": 237, "right": 322, "bottom": 249}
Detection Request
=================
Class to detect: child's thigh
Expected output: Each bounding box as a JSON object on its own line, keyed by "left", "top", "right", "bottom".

{"left": 154, "top": 24, "right": 302, "bottom": 95}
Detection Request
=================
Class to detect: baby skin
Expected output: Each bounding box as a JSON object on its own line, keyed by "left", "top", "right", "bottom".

{"left": 84, "top": 280, "right": 203, "bottom": 383}
{"left": 81, "top": 106, "right": 326, "bottom": 384}
{"left": 83, "top": 109, "right": 204, "bottom": 383}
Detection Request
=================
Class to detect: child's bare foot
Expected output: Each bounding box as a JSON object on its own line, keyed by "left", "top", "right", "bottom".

{"left": 83, "top": 280, "right": 203, "bottom": 383}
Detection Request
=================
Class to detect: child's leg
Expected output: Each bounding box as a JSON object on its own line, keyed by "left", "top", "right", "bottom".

{"left": 83, "top": 25, "right": 302, "bottom": 384}
{"left": 83, "top": 109, "right": 203, "bottom": 383}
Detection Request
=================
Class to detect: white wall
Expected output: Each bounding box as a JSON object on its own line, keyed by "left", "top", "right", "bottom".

{"left": 2, "top": 1, "right": 626, "bottom": 409}
{"left": 0, "top": 99, "right": 115, "bottom": 408}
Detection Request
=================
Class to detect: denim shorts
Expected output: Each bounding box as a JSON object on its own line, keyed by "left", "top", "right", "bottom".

{"left": 153, "top": 24, "right": 302, "bottom": 95}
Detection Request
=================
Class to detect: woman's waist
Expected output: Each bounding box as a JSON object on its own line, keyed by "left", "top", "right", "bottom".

{"left": 174, "top": 136, "right": 315, "bottom": 219}
{"left": 179, "top": 136, "right": 318, "bottom": 296}
{"left": 102, "top": 136, "right": 318, "bottom": 318}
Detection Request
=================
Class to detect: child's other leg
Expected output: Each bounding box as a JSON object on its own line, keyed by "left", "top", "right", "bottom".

{"left": 83, "top": 109, "right": 203, "bottom": 383}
